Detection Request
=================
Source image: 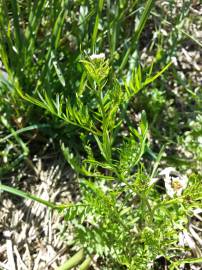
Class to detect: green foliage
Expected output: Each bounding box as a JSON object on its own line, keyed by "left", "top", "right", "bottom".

{"left": 184, "top": 115, "right": 202, "bottom": 163}
{"left": 0, "top": 0, "right": 201, "bottom": 269}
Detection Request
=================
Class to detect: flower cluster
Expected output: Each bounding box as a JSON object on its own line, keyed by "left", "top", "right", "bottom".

{"left": 89, "top": 53, "right": 105, "bottom": 61}
{"left": 80, "top": 53, "right": 109, "bottom": 86}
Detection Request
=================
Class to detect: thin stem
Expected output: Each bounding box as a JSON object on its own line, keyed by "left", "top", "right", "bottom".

{"left": 56, "top": 249, "right": 85, "bottom": 270}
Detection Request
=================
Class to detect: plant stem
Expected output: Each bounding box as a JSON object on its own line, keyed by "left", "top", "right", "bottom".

{"left": 79, "top": 256, "right": 91, "bottom": 270}
{"left": 56, "top": 249, "right": 85, "bottom": 270}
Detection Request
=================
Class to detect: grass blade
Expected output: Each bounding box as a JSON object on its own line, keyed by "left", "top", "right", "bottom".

{"left": 0, "top": 184, "right": 58, "bottom": 209}
{"left": 180, "top": 29, "right": 202, "bottom": 48}
{"left": 25, "top": 0, "right": 47, "bottom": 54}
{"left": 144, "top": 61, "right": 172, "bottom": 86}
{"left": 79, "top": 256, "right": 91, "bottom": 270}
{"left": 0, "top": 124, "right": 49, "bottom": 143}
{"left": 56, "top": 249, "right": 85, "bottom": 270}
{"left": 118, "top": 0, "right": 154, "bottom": 73}
{"left": 91, "top": 0, "right": 104, "bottom": 51}
{"left": 10, "top": 0, "right": 22, "bottom": 54}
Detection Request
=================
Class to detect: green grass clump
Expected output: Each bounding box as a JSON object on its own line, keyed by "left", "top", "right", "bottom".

{"left": 0, "top": 0, "right": 201, "bottom": 269}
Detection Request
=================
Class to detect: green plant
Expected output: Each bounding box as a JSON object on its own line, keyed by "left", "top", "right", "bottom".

{"left": 0, "top": 1, "right": 201, "bottom": 269}
{"left": 1, "top": 53, "right": 201, "bottom": 269}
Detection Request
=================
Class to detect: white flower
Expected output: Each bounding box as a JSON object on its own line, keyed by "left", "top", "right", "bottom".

{"left": 89, "top": 53, "right": 105, "bottom": 60}
{"left": 159, "top": 167, "right": 188, "bottom": 198}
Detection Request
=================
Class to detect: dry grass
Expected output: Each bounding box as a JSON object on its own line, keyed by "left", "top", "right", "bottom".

{"left": 0, "top": 155, "right": 78, "bottom": 270}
